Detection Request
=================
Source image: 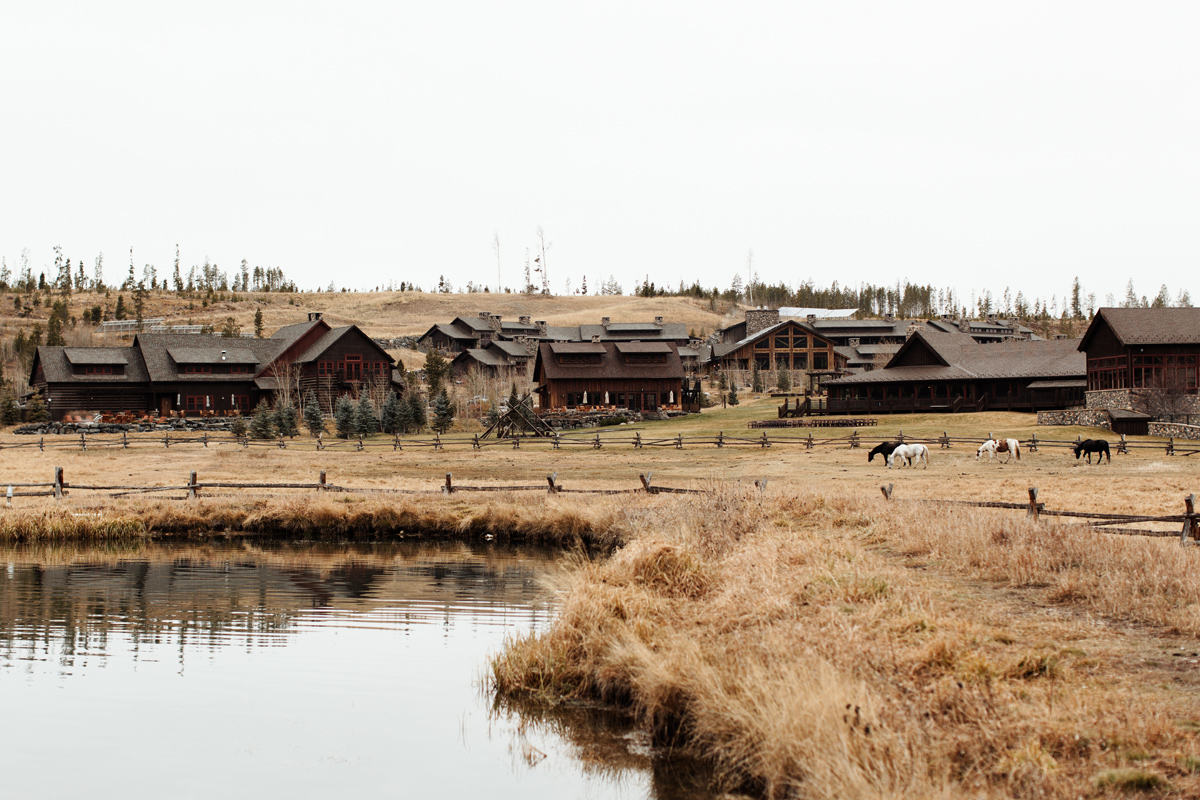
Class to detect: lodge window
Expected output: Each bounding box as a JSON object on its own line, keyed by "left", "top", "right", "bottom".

{"left": 624, "top": 354, "right": 666, "bottom": 364}
{"left": 559, "top": 354, "right": 602, "bottom": 365}
{"left": 182, "top": 364, "right": 212, "bottom": 374}
{"left": 813, "top": 353, "right": 828, "bottom": 370}
{"left": 1130, "top": 354, "right": 1198, "bottom": 391}
{"left": 794, "top": 354, "right": 807, "bottom": 370}
{"left": 229, "top": 364, "right": 251, "bottom": 374}
{"left": 754, "top": 339, "right": 769, "bottom": 349}
{"left": 773, "top": 335, "right": 789, "bottom": 349}
{"left": 232, "top": 395, "right": 250, "bottom": 412}
{"left": 794, "top": 336, "right": 809, "bottom": 349}
{"left": 83, "top": 365, "right": 114, "bottom": 375}
{"left": 1087, "top": 355, "right": 1128, "bottom": 390}
{"left": 185, "top": 396, "right": 209, "bottom": 412}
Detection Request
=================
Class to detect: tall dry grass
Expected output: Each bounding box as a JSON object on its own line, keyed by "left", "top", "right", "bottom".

{"left": 491, "top": 485, "right": 1200, "bottom": 799}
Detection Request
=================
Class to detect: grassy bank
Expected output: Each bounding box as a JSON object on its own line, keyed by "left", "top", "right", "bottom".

{"left": 490, "top": 485, "right": 1200, "bottom": 799}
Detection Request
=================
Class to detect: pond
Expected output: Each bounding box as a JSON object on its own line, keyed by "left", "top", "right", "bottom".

{"left": 0, "top": 541, "right": 712, "bottom": 800}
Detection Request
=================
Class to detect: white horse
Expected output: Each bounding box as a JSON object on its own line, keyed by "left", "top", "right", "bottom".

{"left": 976, "top": 438, "right": 1021, "bottom": 464}
{"left": 888, "top": 443, "right": 929, "bottom": 469}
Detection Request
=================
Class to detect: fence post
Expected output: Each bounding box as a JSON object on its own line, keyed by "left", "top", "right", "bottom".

{"left": 357, "top": 434, "right": 364, "bottom": 452}
{"left": 635, "top": 432, "right": 642, "bottom": 449}
{"left": 717, "top": 431, "right": 724, "bottom": 448}
{"left": 898, "top": 429, "right": 904, "bottom": 443}
{"left": 443, "top": 473, "right": 453, "bottom": 495}
{"left": 203, "top": 431, "right": 209, "bottom": 448}
{"left": 1118, "top": 433, "right": 1128, "bottom": 455}
{"left": 5, "top": 485, "right": 11, "bottom": 508}
{"left": 941, "top": 431, "right": 950, "bottom": 449}
{"left": 317, "top": 433, "right": 325, "bottom": 451}
{"left": 760, "top": 432, "right": 770, "bottom": 449}
{"left": 1181, "top": 494, "right": 1198, "bottom": 545}
{"left": 80, "top": 432, "right": 86, "bottom": 451}
{"left": 512, "top": 436, "right": 520, "bottom": 450}
{"left": 593, "top": 433, "right": 601, "bottom": 450}
{"left": 434, "top": 433, "right": 442, "bottom": 451}
{"left": 54, "top": 467, "right": 63, "bottom": 500}
{"left": 1168, "top": 437, "right": 1175, "bottom": 456}
{"left": 807, "top": 432, "right": 814, "bottom": 450}
{"left": 1029, "top": 432, "right": 1038, "bottom": 453}
{"left": 880, "top": 483, "right": 893, "bottom": 501}
{"left": 473, "top": 434, "right": 480, "bottom": 451}
{"left": 278, "top": 436, "right": 286, "bottom": 450}
{"left": 39, "top": 436, "right": 43, "bottom": 452}
{"left": 1027, "top": 487, "right": 1039, "bottom": 521}
{"left": 547, "top": 472, "right": 560, "bottom": 495}
{"left": 123, "top": 430, "right": 128, "bottom": 450}
{"left": 165, "top": 432, "right": 170, "bottom": 449}
{"left": 395, "top": 434, "right": 402, "bottom": 451}
{"left": 318, "top": 471, "right": 326, "bottom": 493}
{"left": 639, "top": 472, "right": 653, "bottom": 493}
{"left": 188, "top": 470, "right": 198, "bottom": 500}
{"left": 676, "top": 434, "right": 683, "bottom": 450}
{"left": 553, "top": 434, "right": 560, "bottom": 450}
{"left": 755, "top": 478, "right": 769, "bottom": 492}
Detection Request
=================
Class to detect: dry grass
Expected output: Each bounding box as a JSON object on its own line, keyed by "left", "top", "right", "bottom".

{"left": 491, "top": 485, "right": 1200, "bottom": 799}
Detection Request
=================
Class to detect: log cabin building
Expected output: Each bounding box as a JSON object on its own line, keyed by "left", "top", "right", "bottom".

{"left": 706, "top": 309, "right": 845, "bottom": 390}
{"left": 418, "top": 311, "right": 690, "bottom": 352}
{"left": 1078, "top": 308, "right": 1200, "bottom": 419}
{"left": 823, "top": 329, "right": 1085, "bottom": 414}
{"left": 30, "top": 313, "right": 401, "bottom": 420}
{"left": 533, "top": 340, "right": 686, "bottom": 412}
{"left": 450, "top": 338, "right": 537, "bottom": 379}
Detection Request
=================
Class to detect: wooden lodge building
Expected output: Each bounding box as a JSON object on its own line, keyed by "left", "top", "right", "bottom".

{"left": 533, "top": 340, "right": 686, "bottom": 413}
{"left": 707, "top": 309, "right": 846, "bottom": 390}
{"left": 30, "top": 313, "right": 401, "bottom": 420}
{"left": 823, "top": 329, "right": 1085, "bottom": 414}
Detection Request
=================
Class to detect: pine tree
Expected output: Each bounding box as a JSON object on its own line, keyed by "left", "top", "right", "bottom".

{"left": 46, "top": 314, "right": 65, "bottom": 347}
{"left": 354, "top": 393, "right": 377, "bottom": 436}
{"left": 254, "top": 309, "right": 264, "bottom": 337}
{"left": 249, "top": 400, "right": 275, "bottom": 439}
{"left": 431, "top": 389, "right": 454, "bottom": 433}
{"left": 776, "top": 368, "right": 791, "bottom": 392}
{"left": 405, "top": 392, "right": 427, "bottom": 432}
{"left": 334, "top": 395, "right": 355, "bottom": 438}
{"left": 274, "top": 401, "right": 299, "bottom": 438}
{"left": 114, "top": 294, "right": 127, "bottom": 320}
{"left": 751, "top": 360, "right": 763, "bottom": 393}
{"left": 230, "top": 416, "right": 249, "bottom": 438}
{"left": 380, "top": 391, "right": 402, "bottom": 434}
{"left": 397, "top": 391, "right": 417, "bottom": 433}
{"left": 0, "top": 391, "right": 18, "bottom": 426}
{"left": 25, "top": 389, "right": 49, "bottom": 423}
{"left": 302, "top": 391, "right": 325, "bottom": 437}
{"left": 424, "top": 350, "right": 449, "bottom": 394}
{"left": 727, "top": 383, "right": 740, "bottom": 406}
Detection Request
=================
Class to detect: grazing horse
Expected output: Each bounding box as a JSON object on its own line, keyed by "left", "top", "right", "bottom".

{"left": 976, "top": 438, "right": 1021, "bottom": 464}
{"left": 868, "top": 441, "right": 902, "bottom": 464}
{"left": 1073, "top": 439, "right": 1111, "bottom": 464}
{"left": 888, "top": 443, "right": 929, "bottom": 469}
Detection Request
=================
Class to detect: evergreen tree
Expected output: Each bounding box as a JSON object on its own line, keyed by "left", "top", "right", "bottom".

{"left": 0, "top": 391, "right": 18, "bottom": 426}
{"left": 354, "top": 393, "right": 377, "bottom": 436}
{"left": 230, "top": 416, "right": 249, "bottom": 438}
{"left": 484, "top": 403, "right": 500, "bottom": 429}
{"left": 751, "top": 360, "right": 763, "bottom": 393}
{"left": 274, "top": 400, "right": 299, "bottom": 438}
{"left": 254, "top": 308, "right": 264, "bottom": 337}
{"left": 380, "top": 391, "right": 402, "bottom": 434}
{"left": 334, "top": 395, "right": 355, "bottom": 438}
{"left": 114, "top": 294, "right": 127, "bottom": 320}
{"left": 397, "top": 391, "right": 417, "bottom": 433}
{"left": 25, "top": 389, "right": 49, "bottom": 423}
{"left": 405, "top": 391, "right": 427, "bottom": 432}
{"left": 718, "top": 372, "right": 727, "bottom": 393}
{"left": 424, "top": 350, "right": 449, "bottom": 394}
{"left": 302, "top": 391, "right": 325, "bottom": 437}
{"left": 776, "top": 368, "right": 791, "bottom": 392}
{"left": 727, "top": 382, "right": 740, "bottom": 406}
{"left": 249, "top": 400, "right": 275, "bottom": 439}
{"left": 431, "top": 389, "right": 454, "bottom": 433}
{"left": 46, "top": 314, "right": 65, "bottom": 347}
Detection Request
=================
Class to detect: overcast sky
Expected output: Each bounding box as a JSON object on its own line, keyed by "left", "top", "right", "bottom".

{"left": 3, "top": 2, "right": 1198, "bottom": 307}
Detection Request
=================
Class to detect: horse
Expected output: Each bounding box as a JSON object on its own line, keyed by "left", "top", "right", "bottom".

{"left": 1073, "top": 439, "right": 1111, "bottom": 464}
{"left": 868, "top": 441, "right": 902, "bottom": 464}
{"left": 888, "top": 443, "right": 929, "bottom": 469}
{"left": 976, "top": 438, "right": 1021, "bottom": 464}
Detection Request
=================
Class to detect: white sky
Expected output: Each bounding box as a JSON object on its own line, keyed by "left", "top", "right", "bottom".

{"left": 3, "top": 2, "right": 1198, "bottom": 306}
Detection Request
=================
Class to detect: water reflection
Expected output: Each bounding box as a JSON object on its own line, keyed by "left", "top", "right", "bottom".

{"left": 0, "top": 541, "right": 713, "bottom": 800}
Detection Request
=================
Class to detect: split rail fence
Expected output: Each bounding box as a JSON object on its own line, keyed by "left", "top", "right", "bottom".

{"left": 879, "top": 482, "right": 1200, "bottom": 545}
{"left": 0, "top": 467, "right": 716, "bottom": 505}
{"left": 1, "top": 429, "right": 1195, "bottom": 455}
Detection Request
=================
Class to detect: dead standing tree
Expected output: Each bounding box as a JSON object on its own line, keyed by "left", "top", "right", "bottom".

{"left": 1139, "top": 368, "right": 1200, "bottom": 425}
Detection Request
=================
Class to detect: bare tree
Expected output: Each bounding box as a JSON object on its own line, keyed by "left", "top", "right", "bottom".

{"left": 1139, "top": 367, "right": 1198, "bottom": 424}
{"left": 492, "top": 231, "right": 501, "bottom": 293}
{"left": 536, "top": 226, "right": 551, "bottom": 294}
{"left": 266, "top": 359, "right": 301, "bottom": 411}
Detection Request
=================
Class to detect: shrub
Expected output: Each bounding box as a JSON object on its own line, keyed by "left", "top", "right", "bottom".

{"left": 274, "top": 401, "right": 299, "bottom": 438}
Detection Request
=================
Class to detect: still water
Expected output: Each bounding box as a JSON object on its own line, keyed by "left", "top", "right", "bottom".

{"left": 0, "top": 541, "right": 710, "bottom": 800}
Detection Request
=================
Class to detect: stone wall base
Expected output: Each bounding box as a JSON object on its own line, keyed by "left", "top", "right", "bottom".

{"left": 1148, "top": 422, "right": 1200, "bottom": 440}
{"left": 1037, "top": 409, "right": 1111, "bottom": 428}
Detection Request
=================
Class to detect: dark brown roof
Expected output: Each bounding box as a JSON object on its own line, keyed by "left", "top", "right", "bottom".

{"left": 167, "top": 347, "right": 259, "bottom": 364}
{"left": 535, "top": 342, "right": 684, "bottom": 382}
{"left": 133, "top": 334, "right": 286, "bottom": 382}
{"left": 35, "top": 346, "right": 149, "bottom": 384}
{"left": 292, "top": 326, "right": 394, "bottom": 364}
{"left": 270, "top": 319, "right": 325, "bottom": 346}
{"left": 452, "top": 348, "right": 508, "bottom": 368}
{"left": 62, "top": 347, "right": 131, "bottom": 365}
{"left": 614, "top": 342, "right": 673, "bottom": 354}
{"left": 827, "top": 335, "right": 1083, "bottom": 385}
{"left": 1080, "top": 307, "right": 1200, "bottom": 348}
{"left": 549, "top": 342, "right": 607, "bottom": 354}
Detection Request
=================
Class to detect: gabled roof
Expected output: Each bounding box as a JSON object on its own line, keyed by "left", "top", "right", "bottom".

{"left": 270, "top": 319, "right": 326, "bottom": 346}
{"left": 133, "top": 334, "right": 285, "bottom": 382}
{"left": 614, "top": 341, "right": 673, "bottom": 353}
{"left": 62, "top": 347, "right": 130, "bottom": 365}
{"left": 417, "top": 322, "right": 479, "bottom": 342}
{"left": 710, "top": 319, "right": 833, "bottom": 359}
{"left": 549, "top": 342, "right": 607, "bottom": 354}
{"left": 291, "top": 325, "right": 395, "bottom": 364}
{"left": 490, "top": 340, "right": 531, "bottom": 357}
{"left": 1079, "top": 307, "right": 1200, "bottom": 349}
{"left": 452, "top": 347, "right": 509, "bottom": 368}
{"left": 33, "top": 346, "right": 149, "bottom": 384}
{"left": 827, "top": 336, "right": 1084, "bottom": 385}
{"left": 535, "top": 342, "right": 684, "bottom": 382}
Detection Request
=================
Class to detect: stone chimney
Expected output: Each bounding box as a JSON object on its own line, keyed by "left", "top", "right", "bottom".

{"left": 806, "top": 313, "right": 817, "bottom": 325}
{"left": 744, "top": 307, "right": 781, "bottom": 337}
{"left": 591, "top": 334, "right": 601, "bottom": 343}
{"left": 478, "top": 311, "right": 490, "bottom": 319}
{"left": 535, "top": 320, "right": 547, "bottom": 336}
{"left": 848, "top": 337, "right": 860, "bottom": 348}
{"left": 654, "top": 315, "right": 663, "bottom": 325}
{"left": 519, "top": 315, "right": 531, "bottom": 325}
{"left": 883, "top": 312, "right": 895, "bottom": 323}
{"left": 958, "top": 317, "right": 972, "bottom": 332}
{"left": 601, "top": 316, "right": 610, "bottom": 326}
{"left": 307, "top": 312, "right": 323, "bottom": 322}
{"left": 906, "top": 323, "right": 925, "bottom": 338}
{"left": 514, "top": 334, "right": 538, "bottom": 356}
{"left": 488, "top": 314, "right": 502, "bottom": 331}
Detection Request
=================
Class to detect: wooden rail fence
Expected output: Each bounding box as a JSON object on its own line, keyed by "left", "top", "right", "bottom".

{"left": 0, "top": 467, "right": 713, "bottom": 505}
{"left": 880, "top": 483, "right": 1200, "bottom": 544}
{"left": 1, "top": 429, "right": 1194, "bottom": 455}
